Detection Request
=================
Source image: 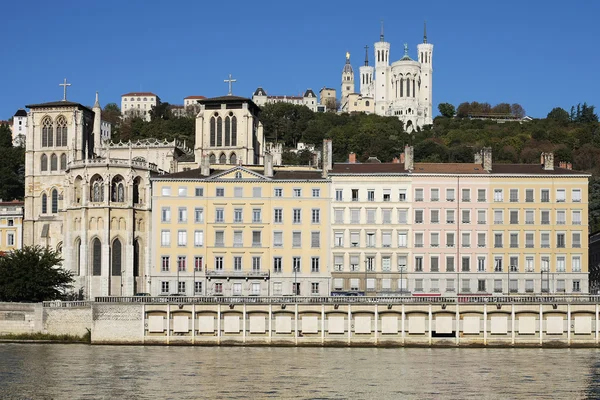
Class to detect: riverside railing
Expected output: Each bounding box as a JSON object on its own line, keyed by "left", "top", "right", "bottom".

{"left": 42, "top": 301, "right": 91, "bottom": 308}
{"left": 93, "top": 295, "right": 600, "bottom": 305}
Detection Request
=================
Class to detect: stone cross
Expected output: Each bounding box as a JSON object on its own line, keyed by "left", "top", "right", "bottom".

{"left": 59, "top": 78, "right": 71, "bottom": 101}
{"left": 224, "top": 74, "right": 236, "bottom": 95}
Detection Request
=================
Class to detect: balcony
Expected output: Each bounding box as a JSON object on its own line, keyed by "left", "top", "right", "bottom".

{"left": 206, "top": 270, "right": 270, "bottom": 279}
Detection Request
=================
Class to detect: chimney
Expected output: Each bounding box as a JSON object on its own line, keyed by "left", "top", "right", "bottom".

{"left": 321, "top": 139, "right": 333, "bottom": 178}
{"left": 264, "top": 152, "right": 273, "bottom": 177}
{"left": 566, "top": 162, "right": 572, "bottom": 170}
{"left": 201, "top": 154, "right": 210, "bottom": 176}
{"left": 404, "top": 145, "right": 414, "bottom": 172}
{"left": 542, "top": 152, "right": 554, "bottom": 170}
{"left": 400, "top": 152, "right": 405, "bottom": 164}
{"left": 392, "top": 157, "right": 399, "bottom": 164}
{"left": 474, "top": 151, "right": 482, "bottom": 165}
{"left": 482, "top": 147, "right": 492, "bottom": 172}
{"left": 559, "top": 161, "right": 566, "bottom": 169}
{"left": 348, "top": 152, "right": 356, "bottom": 164}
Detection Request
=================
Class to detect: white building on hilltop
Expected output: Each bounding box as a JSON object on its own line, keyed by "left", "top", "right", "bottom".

{"left": 12, "top": 109, "right": 28, "bottom": 147}
{"left": 341, "top": 23, "right": 433, "bottom": 132}
{"left": 252, "top": 88, "right": 325, "bottom": 112}
{"left": 121, "top": 92, "right": 160, "bottom": 121}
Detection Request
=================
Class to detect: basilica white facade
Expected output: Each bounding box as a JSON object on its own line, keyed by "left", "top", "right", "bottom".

{"left": 341, "top": 24, "right": 433, "bottom": 131}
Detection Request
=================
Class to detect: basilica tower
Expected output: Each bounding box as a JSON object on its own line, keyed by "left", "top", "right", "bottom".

{"left": 374, "top": 21, "right": 391, "bottom": 115}
{"left": 341, "top": 52, "right": 354, "bottom": 112}
{"left": 359, "top": 45, "right": 374, "bottom": 98}
{"left": 417, "top": 22, "right": 433, "bottom": 124}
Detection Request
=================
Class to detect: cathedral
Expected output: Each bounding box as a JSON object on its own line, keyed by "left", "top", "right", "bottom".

{"left": 341, "top": 23, "right": 433, "bottom": 131}
{"left": 22, "top": 87, "right": 265, "bottom": 298}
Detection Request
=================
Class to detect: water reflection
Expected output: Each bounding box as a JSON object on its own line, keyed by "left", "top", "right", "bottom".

{"left": 0, "top": 344, "right": 597, "bottom": 399}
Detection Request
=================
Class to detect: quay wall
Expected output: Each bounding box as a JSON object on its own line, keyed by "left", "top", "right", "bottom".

{"left": 3, "top": 297, "right": 600, "bottom": 346}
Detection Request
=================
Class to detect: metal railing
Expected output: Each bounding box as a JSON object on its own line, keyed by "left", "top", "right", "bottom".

{"left": 42, "top": 300, "right": 91, "bottom": 308}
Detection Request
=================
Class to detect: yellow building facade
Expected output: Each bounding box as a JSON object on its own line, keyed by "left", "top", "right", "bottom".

{"left": 0, "top": 200, "right": 24, "bottom": 253}
{"left": 151, "top": 161, "right": 330, "bottom": 297}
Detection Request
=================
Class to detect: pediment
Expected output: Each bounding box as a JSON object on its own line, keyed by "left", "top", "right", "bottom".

{"left": 207, "top": 166, "right": 269, "bottom": 181}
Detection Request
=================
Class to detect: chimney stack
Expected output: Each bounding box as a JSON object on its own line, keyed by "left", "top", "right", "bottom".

{"left": 348, "top": 152, "right": 356, "bottom": 164}
{"left": 392, "top": 157, "right": 399, "bottom": 164}
{"left": 474, "top": 151, "right": 482, "bottom": 165}
{"left": 264, "top": 152, "right": 273, "bottom": 177}
{"left": 400, "top": 152, "right": 405, "bottom": 164}
{"left": 482, "top": 147, "right": 492, "bottom": 172}
{"left": 201, "top": 153, "right": 210, "bottom": 176}
{"left": 566, "top": 162, "right": 572, "bottom": 170}
{"left": 321, "top": 139, "right": 333, "bottom": 178}
{"left": 404, "top": 145, "right": 414, "bottom": 172}
{"left": 542, "top": 152, "right": 554, "bottom": 170}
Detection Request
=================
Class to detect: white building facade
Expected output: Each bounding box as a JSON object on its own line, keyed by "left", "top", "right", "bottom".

{"left": 121, "top": 92, "right": 159, "bottom": 121}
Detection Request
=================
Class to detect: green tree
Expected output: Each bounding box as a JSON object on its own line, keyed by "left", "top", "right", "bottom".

{"left": 437, "top": 103, "right": 456, "bottom": 118}
{"left": 0, "top": 124, "right": 12, "bottom": 148}
{"left": 547, "top": 107, "right": 570, "bottom": 123}
{"left": 0, "top": 246, "right": 74, "bottom": 302}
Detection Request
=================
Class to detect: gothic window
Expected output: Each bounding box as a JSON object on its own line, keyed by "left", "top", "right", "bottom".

{"left": 406, "top": 78, "right": 410, "bottom": 97}
{"left": 51, "top": 189, "right": 58, "bottom": 213}
{"left": 133, "top": 239, "right": 140, "bottom": 277}
{"left": 230, "top": 153, "right": 237, "bottom": 165}
{"left": 56, "top": 116, "right": 67, "bottom": 146}
{"left": 41, "top": 154, "right": 48, "bottom": 171}
{"left": 133, "top": 177, "right": 141, "bottom": 205}
{"left": 413, "top": 80, "right": 416, "bottom": 98}
{"left": 50, "top": 154, "right": 58, "bottom": 171}
{"left": 231, "top": 116, "right": 237, "bottom": 146}
{"left": 92, "top": 238, "right": 101, "bottom": 276}
{"left": 41, "top": 193, "right": 47, "bottom": 214}
{"left": 60, "top": 153, "right": 67, "bottom": 170}
{"left": 210, "top": 116, "right": 216, "bottom": 146}
{"left": 216, "top": 116, "right": 223, "bottom": 146}
{"left": 75, "top": 238, "right": 81, "bottom": 276}
{"left": 111, "top": 238, "right": 122, "bottom": 276}
{"left": 209, "top": 153, "right": 216, "bottom": 164}
{"left": 400, "top": 78, "right": 404, "bottom": 97}
{"left": 219, "top": 153, "right": 226, "bottom": 164}
{"left": 111, "top": 176, "right": 125, "bottom": 202}
{"left": 225, "top": 116, "right": 231, "bottom": 146}
{"left": 365, "top": 101, "right": 370, "bottom": 106}
{"left": 42, "top": 117, "right": 53, "bottom": 147}
{"left": 91, "top": 176, "right": 104, "bottom": 202}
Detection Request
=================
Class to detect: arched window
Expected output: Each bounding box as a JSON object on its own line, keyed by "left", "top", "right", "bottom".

{"left": 219, "top": 153, "right": 226, "bottom": 164}
{"left": 133, "top": 177, "right": 141, "bottom": 205}
{"left": 111, "top": 176, "right": 125, "bottom": 202}
{"left": 209, "top": 116, "right": 216, "bottom": 146}
{"left": 50, "top": 154, "right": 58, "bottom": 171}
{"left": 133, "top": 239, "right": 140, "bottom": 277}
{"left": 406, "top": 78, "right": 410, "bottom": 97}
{"left": 216, "top": 116, "right": 223, "bottom": 146}
{"left": 209, "top": 153, "right": 216, "bottom": 164}
{"left": 60, "top": 153, "right": 67, "bottom": 170}
{"left": 400, "top": 78, "right": 404, "bottom": 97}
{"left": 231, "top": 116, "right": 237, "bottom": 146}
{"left": 41, "top": 154, "right": 48, "bottom": 171}
{"left": 413, "top": 80, "right": 416, "bottom": 98}
{"left": 230, "top": 153, "right": 237, "bottom": 165}
{"left": 41, "top": 193, "right": 47, "bottom": 214}
{"left": 235, "top": 171, "right": 242, "bottom": 179}
{"left": 56, "top": 116, "right": 67, "bottom": 147}
{"left": 225, "top": 116, "right": 231, "bottom": 146}
{"left": 365, "top": 101, "right": 370, "bottom": 106}
{"left": 75, "top": 238, "right": 81, "bottom": 276}
{"left": 111, "top": 239, "right": 122, "bottom": 276}
{"left": 42, "top": 117, "right": 53, "bottom": 147}
{"left": 91, "top": 176, "right": 104, "bottom": 202}
{"left": 51, "top": 189, "right": 58, "bottom": 213}
{"left": 92, "top": 238, "right": 102, "bottom": 276}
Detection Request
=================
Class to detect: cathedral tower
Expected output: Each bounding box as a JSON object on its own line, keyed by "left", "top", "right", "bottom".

{"left": 359, "top": 45, "right": 374, "bottom": 98}
{"left": 341, "top": 52, "right": 354, "bottom": 112}
{"left": 92, "top": 92, "right": 102, "bottom": 152}
{"left": 374, "top": 21, "right": 391, "bottom": 114}
{"left": 417, "top": 22, "right": 433, "bottom": 124}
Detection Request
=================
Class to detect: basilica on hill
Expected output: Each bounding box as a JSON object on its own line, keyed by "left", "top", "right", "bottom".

{"left": 22, "top": 84, "right": 266, "bottom": 298}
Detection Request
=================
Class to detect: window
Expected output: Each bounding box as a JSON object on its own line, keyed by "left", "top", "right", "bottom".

{"left": 194, "top": 256, "right": 203, "bottom": 272}
{"left": 462, "top": 210, "right": 470, "bottom": 224}
{"left": 334, "top": 209, "right": 344, "bottom": 224}
{"left": 446, "top": 279, "right": 455, "bottom": 292}
{"left": 334, "top": 255, "right": 343, "bottom": 272}
{"left": 510, "top": 233, "right": 518, "bottom": 248}
{"left": 431, "top": 188, "right": 439, "bottom": 202}
{"left": 194, "top": 230, "right": 204, "bottom": 247}
{"left": 462, "top": 232, "right": 470, "bottom": 248}
{"left": 215, "top": 208, "right": 224, "bottom": 223}
{"left": 293, "top": 231, "right": 302, "bottom": 247}
{"left": 478, "top": 280, "right": 486, "bottom": 293}
{"left": 572, "top": 256, "right": 581, "bottom": 272}
{"left": 7, "top": 233, "right": 14, "bottom": 246}
{"left": 431, "top": 210, "right": 439, "bottom": 224}
{"left": 311, "top": 282, "right": 320, "bottom": 295}
{"left": 556, "top": 256, "right": 566, "bottom": 272}
{"left": 233, "top": 256, "right": 242, "bottom": 271}
{"left": 494, "top": 233, "right": 503, "bottom": 248}
{"left": 292, "top": 257, "right": 301, "bottom": 272}
{"left": 556, "top": 233, "right": 565, "bottom": 248}
{"left": 350, "top": 231, "right": 360, "bottom": 247}
{"left": 214, "top": 256, "right": 223, "bottom": 270}
{"left": 541, "top": 256, "right": 550, "bottom": 272}
{"left": 509, "top": 210, "right": 519, "bottom": 224}
{"left": 573, "top": 280, "right": 581, "bottom": 293}
{"left": 509, "top": 189, "right": 518, "bottom": 202}
{"left": 462, "top": 188, "right": 470, "bottom": 202}
{"left": 216, "top": 188, "right": 224, "bottom": 197}
{"left": 382, "top": 209, "right": 392, "bottom": 224}
{"left": 398, "top": 232, "right": 407, "bottom": 248}
{"left": 234, "top": 187, "right": 243, "bottom": 198}
{"left": 273, "top": 257, "right": 282, "bottom": 273}
{"left": 541, "top": 232, "right": 550, "bottom": 248}
{"left": 253, "top": 187, "right": 262, "bottom": 198}
{"left": 41, "top": 117, "right": 53, "bottom": 147}
{"left": 366, "top": 209, "right": 376, "bottom": 224}
{"left": 177, "top": 230, "right": 187, "bottom": 246}
{"left": 293, "top": 188, "right": 302, "bottom": 197}
{"left": 494, "top": 189, "right": 503, "bottom": 202}
{"left": 478, "top": 257, "right": 486, "bottom": 272}
{"left": 477, "top": 232, "right": 486, "bottom": 248}
{"left": 215, "top": 231, "right": 224, "bottom": 247}
{"left": 382, "top": 232, "right": 392, "bottom": 248}
{"left": 195, "top": 281, "right": 202, "bottom": 294}
{"left": 293, "top": 209, "right": 301, "bottom": 223}
{"left": 177, "top": 256, "right": 186, "bottom": 272}
{"left": 274, "top": 188, "right": 283, "bottom": 197}
{"left": 462, "top": 279, "right": 471, "bottom": 293}
{"left": 252, "top": 231, "right": 262, "bottom": 247}
{"left": 430, "top": 256, "right": 439, "bottom": 272}
{"left": 381, "top": 256, "right": 391, "bottom": 272}
{"left": 462, "top": 257, "right": 470, "bottom": 272}
{"left": 178, "top": 207, "right": 187, "bottom": 223}
{"left": 477, "top": 189, "right": 486, "bottom": 202}
{"left": 161, "top": 256, "right": 170, "bottom": 272}
{"left": 312, "top": 188, "right": 320, "bottom": 198}
{"left": 162, "top": 186, "right": 171, "bottom": 196}
{"left": 194, "top": 208, "right": 204, "bottom": 223}
{"left": 556, "top": 189, "right": 566, "bottom": 202}
{"left": 161, "top": 281, "right": 169, "bottom": 294}
{"left": 311, "top": 232, "right": 320, "bottom": 248}
{"left": 383, "top": 189, "right": 391, "bottom": 202}
{"left": 350, "top": 255, "right": 359, "bottom": 271}
{"left": 178, "top": 187, "right": 187, "bottom": 197}
{"left": 414, "top": 233, "right": 423, "bottom": 248}
{"left": 414, "top": 210, "right": 423, "bottom": 224}
{"left": 414, "top": 256, "right": 423, "bottom": 272}
{"left": 572, "top": 189, "right": 581, "bottom": 202}
{"left": 541, "top": 210, "right": 550, "bottom": 225}
{"left": 311, "top": 257, "right": 320, "bottom": 273}
{"left": 494, "top": 256, "right": 503, "bottom": 272}
{"left": 366, "top": 232, "right": 375, "bottom": 247}
{"left": 195, "top": 187, "right": 204, "bottom": 197}
{"left": 446, "top": 188, "right": 455, "bottom": 201}
{"left": 161, "top": 207, "right": 171, "bottom": 223}
{"left": 525, "top": 210, "right": 534, "bottom": 224}
{"left": 572, "top": 232, "right": 581, "bottom": 248}
{"left": 233, "top": 230, "right": 243, "bottom": 247}
{"left": 365, "top": 257, "right": 375, "bottom": 271}
{"left": 446, "top": 210, "right": 455, "bottom": 224}
{"left": 525, "top": 189, "right": 534, "bottom": 202}
{"left": 494, "top": 210, "right": 503, "bottom": 224}
{"left": 350, "top": 209, "right": 360, "bottom": 224}
{"left": 273, "top": 208, "right": 283, "bottom": 223}
{"left": 430, "top": 233, "right": 439, "bottom": 248}
{"left": 352, "top": 189, "right": 359, "bottom": 201}
{"left": 233, "top": 208, "right": 243, "bottom": 223}
{"left": 398, "top": 189, "right": 407, "bottom": 202}
{"left": 41, "top": 154, "right": 48, "bottom": 171}
{"left": 446, "top": 232, "right": 455, "bottom": 248}
{"left": 51, "top": 189, "right": 58, "bottom": 213}
{"left": 541, "top": 189, "right": 549, "bottom": 203}
{"left": 398, "top": 209, "right": 408, "bottom": 224}
{"left": 415, "top": 188, "right": 424, "bottom": 202}
{"left": 398, "top": 256, "right": 407, "bottom": 272}
{"left": 312, "top": 209, "right": 320, "bottom": 223}
{"left": 572, "top": 210, "right": 582, "bottom": 225}
{"left": 367, "top": 190, "right": 375, "bottom": 201}
{"left": 335, "top": 189, "right": 343, "bottom": 201}
{"left": 252, "top": 208, "right": 262, "bottom": 223}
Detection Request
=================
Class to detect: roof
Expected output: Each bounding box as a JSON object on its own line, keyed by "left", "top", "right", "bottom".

{"left": 343, "top": 63, "right": 353, "bottom": 74}
{"left": 490, "top": 164, "right": 587, "bottom": 176}
{"left": 253, "top": 87, "right": 267, "bottom": 96}
{"left": 121, "top": 92, "right": 157, "bottom": 97}
{"left": 304, "top": 89, "right": 316, "bottom": 98}
{"left": 154, "top": 166, "right": 325, "bottom": 181}
{"left": 199, "top": 95, "right": 261, "bottom": 113}
{"left": 320, "top": 87, "right": 336, "bottom": 91}
{"left": 25, "top": 101, "right": 93, "bottom": 113}
{"left": 331, "top": 163, "right": 407, "bottom": 174}
{"left": 184, "top": 95, "right": 206, "bottom": 100}
{"left": 269, "top": 95, "right": 303, "bottom": 100}
{"left": 14, "top": 109, "right": 27, "bottom": 117}
{"left": 0, "top": 200, "right": 24, "bottom": 207}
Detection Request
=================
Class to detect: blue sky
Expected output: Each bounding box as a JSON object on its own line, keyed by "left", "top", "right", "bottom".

{"left": 1, "top": 0, "right": 599, "bottom": 120}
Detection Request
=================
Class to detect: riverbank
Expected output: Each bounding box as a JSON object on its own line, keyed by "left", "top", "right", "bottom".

{"left": 0, "top": 331, "right": 90, "bottom": 343}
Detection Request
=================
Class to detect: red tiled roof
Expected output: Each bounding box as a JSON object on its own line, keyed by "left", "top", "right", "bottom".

{"left": 0, "top": 200, "right": 24, "bottom": 206}
{"left": 184, "top": 95, "right": 206, "bottom": 99}
{"left": 121, "top": 92, "right": 157, "bottom": 97}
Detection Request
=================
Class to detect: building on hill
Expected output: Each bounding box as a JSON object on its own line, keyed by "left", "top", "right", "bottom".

{"left": 121, "top": 92, "right": 159, "bottom": 122}
{"left": 341, "top": 23, "right": 433, "bottom": 132}
{"left": 12, "top": 109, "right": 28, "bottom": 147}
{"left": 252, "top": 88, "right": 325, "bottom": 112}
{"left": 319, "top": 87, "right": 337, "bottom": 111}
{"left": 0, "top": 200, "right": 24, "bottom": 253}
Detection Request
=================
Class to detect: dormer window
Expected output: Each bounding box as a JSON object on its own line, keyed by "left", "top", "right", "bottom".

{"left": 235, "top": 171, "right": 242, "bottom": 179}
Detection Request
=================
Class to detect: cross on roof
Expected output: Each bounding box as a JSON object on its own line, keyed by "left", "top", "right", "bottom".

{"left": 59, "top": 78, "right": 71, "bottom": 101}
{"left": 224, "top": 74, "right": 236, "bottom": 96}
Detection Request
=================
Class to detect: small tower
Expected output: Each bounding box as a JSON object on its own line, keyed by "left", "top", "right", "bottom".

{"left": 359, "top": 45, "right": 375, "bottom": 97}
{"left": 92, "top": 92, "right": 102, "bottom": 154}
{"left": 417, "top": 21, "right": 434, "bottom": 125}
{"left": 374, "top": 20, "right": 391, "bottom": 115}
{"left": 12, "top": 109, "right": 28, "bottom": 147}
{"left": 341, "top": 52, "right": 355, "bottom": 112}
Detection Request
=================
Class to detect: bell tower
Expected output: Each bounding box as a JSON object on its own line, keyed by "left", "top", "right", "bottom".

{"left": 341, "top": 52, "right": 355, "bottom": 112}
{"left": 374, "top": 20, "right": 391, "bottom": 115}
{"left": 417, "top": 21, "right": 434, "bottom": 124}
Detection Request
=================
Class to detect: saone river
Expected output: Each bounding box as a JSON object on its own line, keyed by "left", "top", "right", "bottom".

{"left": 1, "top": 344, "right": 600, "bottom": 399}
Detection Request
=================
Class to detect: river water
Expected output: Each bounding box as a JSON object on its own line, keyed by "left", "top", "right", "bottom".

{"left": 0, "top": 344, "right": 599, "bottom": 399}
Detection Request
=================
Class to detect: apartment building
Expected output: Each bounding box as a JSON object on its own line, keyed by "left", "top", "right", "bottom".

{"left": 0, "top": 200, "right": 24, "bottom": 253}
{"left": 121, "top": 92, "right": 159, "bottom": 121}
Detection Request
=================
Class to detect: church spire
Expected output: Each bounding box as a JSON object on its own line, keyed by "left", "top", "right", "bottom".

{"left": 364, "top": 45, "right": 369, "bottom": 66}
{"left": 380, "top": 19, "right": 385, "bottom": 42}
{"left": 423, "top": 21, "right": 428, "bottom": 43}
{"left": 93, "top": 91, "right": 100, "bottom": 109}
